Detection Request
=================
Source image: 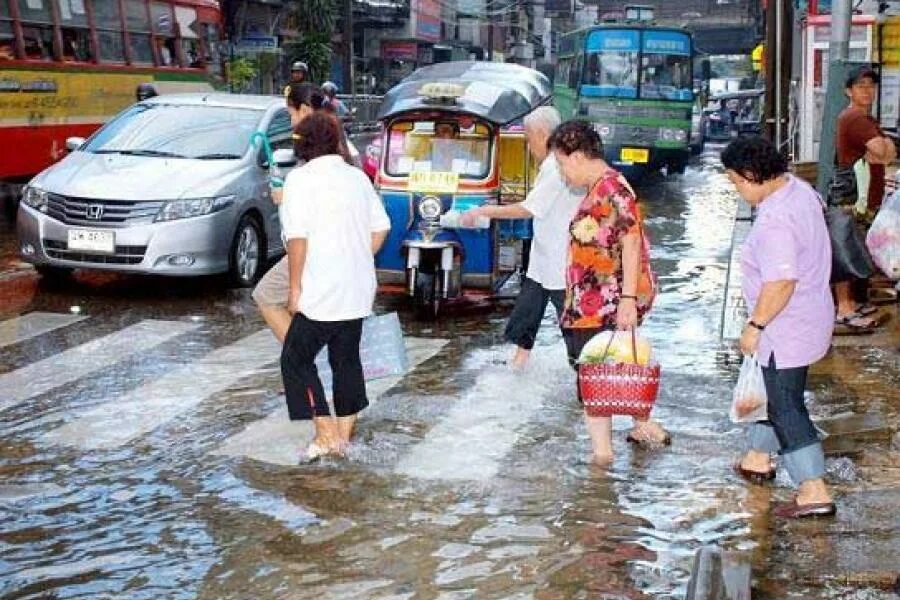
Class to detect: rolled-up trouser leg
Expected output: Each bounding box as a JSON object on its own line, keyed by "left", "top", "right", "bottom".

{"left": 748, "top": 422, "right": 781, "bottom": 454}
{"left": 761, "top": 354, "right": 825, "bottom": 485}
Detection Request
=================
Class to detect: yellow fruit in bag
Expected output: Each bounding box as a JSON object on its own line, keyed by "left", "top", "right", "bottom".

{"left": 579, "top": 331, "right": 653, "bottom": 365}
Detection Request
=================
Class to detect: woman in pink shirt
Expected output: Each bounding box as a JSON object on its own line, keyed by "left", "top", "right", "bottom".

{"left": 721, "top": 136, "right": 835, "bottom": 519}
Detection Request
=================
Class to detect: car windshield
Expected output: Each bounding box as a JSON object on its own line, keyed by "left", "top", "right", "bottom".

{"left": 385, "top": 120, "right": 492, "bottom": 179}
{"left": 82, "top": 103, "right": 264, "bottom": 159}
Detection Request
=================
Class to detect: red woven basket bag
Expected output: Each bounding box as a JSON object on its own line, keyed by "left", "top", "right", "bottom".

{"left": 577, "top": 330, "right": 661, "bottom": 419}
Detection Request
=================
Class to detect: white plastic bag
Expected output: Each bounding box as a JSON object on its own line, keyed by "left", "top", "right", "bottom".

{"left": 730, "top": 354, "right": 768, "bottom": 423}
{"left": 866, "top": 191, "right": 900, "bottom": 280}
{"left": 314, "top": 312, "right": 408, "bottom": 390}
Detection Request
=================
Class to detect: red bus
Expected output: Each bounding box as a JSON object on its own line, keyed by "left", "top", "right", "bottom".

{"left": 0, "top": 0, "right": 222, "bottom": 188}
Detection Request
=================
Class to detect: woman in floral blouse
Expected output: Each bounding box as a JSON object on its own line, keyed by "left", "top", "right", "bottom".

{"left": 548, "top": 120, "right": 670, "bottom": 464}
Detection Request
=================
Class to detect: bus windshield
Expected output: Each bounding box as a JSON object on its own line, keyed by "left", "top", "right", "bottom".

{"left": 582, "top": 29, "right": 693, "bottom": 102}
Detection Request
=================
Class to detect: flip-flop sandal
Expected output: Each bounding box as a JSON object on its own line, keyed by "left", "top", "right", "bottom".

{"left": 834, "top": 312, "right": 878, "bottom": 335}
{"left": 626, "top": 428, "right": 672, "bottom": 447}
{"left": 856, "top": 303, "right": 878, "bottom": 316}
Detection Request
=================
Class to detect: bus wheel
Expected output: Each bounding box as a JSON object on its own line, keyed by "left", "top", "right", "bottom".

{"left": 668, "top": 159, "right": 687, "bottom": 176}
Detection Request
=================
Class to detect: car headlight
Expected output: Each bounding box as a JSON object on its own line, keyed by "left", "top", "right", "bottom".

{"left": 155, "top": 195, "right": 235, "bottom": 222}
{"left": 598, "top": 124, "right": 614, "bottom": 139}
{"left": 418, "top": 196, "right": 443, "bottom": 220}
{"left": 659, "top": 128, "right": 675, "bottom": 141}
{"left": 22, "top": 185, "right": 48, "bottom": 209}
{"left": 674, "top": 129, "right": 687, "bottom": 142}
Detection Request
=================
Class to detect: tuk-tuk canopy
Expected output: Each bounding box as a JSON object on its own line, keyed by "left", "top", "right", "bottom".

{"left": 377, "top": 61, "right": 553, "bottom": 125}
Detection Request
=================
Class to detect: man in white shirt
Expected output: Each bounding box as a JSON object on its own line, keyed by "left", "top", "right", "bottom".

{"left": 461, "top": 106, "right": 582, "bottom": 368}
{"left": 280, "top": 112, "right": 391, "bottom": 461}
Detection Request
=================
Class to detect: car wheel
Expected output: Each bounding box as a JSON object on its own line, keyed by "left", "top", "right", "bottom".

{"left": 229, "top": 214, "right": 264, "bottom": 288}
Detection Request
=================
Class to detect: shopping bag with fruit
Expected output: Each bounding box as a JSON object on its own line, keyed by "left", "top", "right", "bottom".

{"left": 729, "top": 354, "right": 768, "bottom": 423}
{"left": 576, "top": 329, "right": 660, "bottom": 419}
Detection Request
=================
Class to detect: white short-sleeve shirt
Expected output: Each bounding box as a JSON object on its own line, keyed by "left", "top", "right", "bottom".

{"left": 521, "top": 156, "right": 584, "bottom": 290}
{"left": 281, "top": 155, "right": 391, "bottom": 321}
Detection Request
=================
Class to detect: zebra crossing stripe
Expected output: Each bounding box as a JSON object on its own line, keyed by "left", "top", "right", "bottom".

{"left": 212, "top": 337, "right": 448, "bottom": 466}
{"left": 43, "top": 330, "right": 281, "bottom": 449}
{"left": 0, "top": 312, "right": 86, "bottom": 349}
{"left": 0, "top": 320, "right": 199, "bottom": 414}
{"left": 395, "top": 345, "right": 568, "bottom": 482}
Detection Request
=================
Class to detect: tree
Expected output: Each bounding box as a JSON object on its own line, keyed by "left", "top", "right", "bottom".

{"left": 284, "top": 0, "right": 338, "bottom": 83}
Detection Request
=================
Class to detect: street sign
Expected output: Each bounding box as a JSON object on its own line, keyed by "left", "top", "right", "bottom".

{"left": 237, "top": 36, "right": 278, "bottom": 50}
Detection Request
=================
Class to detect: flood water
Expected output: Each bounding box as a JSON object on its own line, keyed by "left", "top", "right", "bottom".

{"left": 1, "top": 148, "right": 898, "bottom": 599}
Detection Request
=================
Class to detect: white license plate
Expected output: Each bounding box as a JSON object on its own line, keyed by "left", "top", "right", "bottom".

{"left": 67, "top": 229, "right": 114, "bottom": 253}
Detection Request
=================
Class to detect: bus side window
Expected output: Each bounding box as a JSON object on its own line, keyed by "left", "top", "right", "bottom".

{"left": 151, "top": 1, "right": 178, "bottom": 66}
{"left": 125, "top": 0, "right": 154, "bottom": 64}
{"left": 0, "top": 14, "right": 18, "bottom": 60}
{"left": 93, "top": 0, "right": 126, "bottom": 62}
{"left": 16, "top": 0, "right": 54, "bottom": 60}
{"left": 59, "top": 0, "right": 94, "bottom": 62}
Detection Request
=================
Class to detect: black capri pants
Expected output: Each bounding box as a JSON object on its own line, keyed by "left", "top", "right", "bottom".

{"left": 280, "top": 312, "right": 368, "bottom": 420}
{"left": 504, "top": 277, "right": 565, "bottom": 350}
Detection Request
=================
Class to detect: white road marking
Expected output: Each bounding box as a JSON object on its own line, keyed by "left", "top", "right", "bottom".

{"left": 395, "top": 344, "right": 569, "bottom": 482}
{"left": 212, "top": 337, "right": 448, "bottom": 466}
{"left": 0, "top": 320, "right": 199, "bottom": 414}
{"left": 0, "top": 312, "right": 86, "bottom": 349}
{"left": 43, "top": 330, "right": 280, "bottom": 449}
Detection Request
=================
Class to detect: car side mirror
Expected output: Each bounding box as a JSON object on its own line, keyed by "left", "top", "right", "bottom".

{"left": 273, "top": 148, "right": 298, "bottom": 168}
{"left": 701, "top": 59, "right": 711, "bottom": 81}
{"left": 66, "top": 137, "right": 85, "bottom": 152}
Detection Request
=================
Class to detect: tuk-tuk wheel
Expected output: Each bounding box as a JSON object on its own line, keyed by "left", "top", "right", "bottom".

{"left": 413, "top": 271, "right": 441, "bottom": 320}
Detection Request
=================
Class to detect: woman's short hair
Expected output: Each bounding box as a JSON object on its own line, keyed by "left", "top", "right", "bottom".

{"left": 287, "top": 83, "right": 329, "bottom": 111}
{"left": 720, "top": 136, "right": 788, "bottom": 184}
{"left": 547, "top": 120, "right": 604, "bottom": 159}
{"left": 293, "top": 111, "right": 343, "bottom": 162}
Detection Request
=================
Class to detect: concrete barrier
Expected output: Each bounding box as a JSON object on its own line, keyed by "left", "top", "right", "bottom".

{"left": 685, "top": 546, "right": 751, "bottom": 600}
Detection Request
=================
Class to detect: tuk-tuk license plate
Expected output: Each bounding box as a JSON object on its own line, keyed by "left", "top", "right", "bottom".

{"left": 67, "top": 229, "right": 114, "bottom": 253}
{"left": 620, "top": 148, "right": 649, "bottom": 163}
{"left": 408, "top": 171, "right": 460, "bottom": 194}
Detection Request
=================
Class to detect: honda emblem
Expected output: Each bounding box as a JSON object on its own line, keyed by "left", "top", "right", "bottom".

{"left": 86, "top": 204, "right": 104, "bottom": 220}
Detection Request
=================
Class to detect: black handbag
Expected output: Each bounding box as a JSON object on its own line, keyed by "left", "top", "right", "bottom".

{"left": 825, "top": 164, "right": 858, "bottom": 207}
{"left": 825, "top": 204, "right": 875, "bottom": 282}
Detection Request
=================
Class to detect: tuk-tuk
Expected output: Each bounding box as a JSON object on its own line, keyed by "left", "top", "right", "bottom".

{"left": 373, "top": 62, "right": 552, "bottom": 317}
{"left": 703, "top": 89, "right": 765, "bottom": 142}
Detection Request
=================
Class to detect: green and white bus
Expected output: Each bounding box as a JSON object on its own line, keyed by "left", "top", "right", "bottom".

{"left": 555, "top": 23, "right": 694, "bottom": 177}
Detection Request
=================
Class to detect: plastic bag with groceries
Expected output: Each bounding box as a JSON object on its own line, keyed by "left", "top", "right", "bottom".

{"left": 730, "top": 354, "right": 768, "bottom": 423}
{"left": 866, "top": 191, "right": 900, "bottom": 280}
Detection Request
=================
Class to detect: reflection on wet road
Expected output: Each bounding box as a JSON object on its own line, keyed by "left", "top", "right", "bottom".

{"left": 1, "top": 148, "right": 898, "bottom": 599}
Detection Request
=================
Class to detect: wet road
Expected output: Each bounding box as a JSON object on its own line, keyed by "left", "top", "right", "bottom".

{"left": 1, "top": 148, "right": 899, "bottom": 599}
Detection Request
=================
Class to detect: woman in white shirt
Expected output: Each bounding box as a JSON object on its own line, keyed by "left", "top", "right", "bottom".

{"left": 280, "top": 111, "right": 391, "bottom": 462}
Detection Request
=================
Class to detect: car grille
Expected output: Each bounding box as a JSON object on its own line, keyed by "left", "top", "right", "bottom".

{"left": 45, "top": 194, "right": 164, "bottom": 227}
{"left": 43, "top": 239, "right": 147, "bottom": 265}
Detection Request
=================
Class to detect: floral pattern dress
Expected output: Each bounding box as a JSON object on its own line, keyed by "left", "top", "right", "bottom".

{"left": 561, "top": 168, "right": 656, "bottom": 329}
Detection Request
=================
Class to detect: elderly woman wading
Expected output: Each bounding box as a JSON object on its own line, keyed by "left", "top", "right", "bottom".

{"left": 547, "top": 120, "right": 669, "bottom": 464}
{"left": 722, "top": 136, "right": 836, "bottom": 519}
{"left": 280, "top": 111, "right": 391, "bottom": 461}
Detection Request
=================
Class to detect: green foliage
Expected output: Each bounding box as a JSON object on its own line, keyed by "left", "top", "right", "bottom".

{"left": 226, "top": 56, "right": 257, "bottom": 92}
{"left": 287, "top": 0, "right": 337, "bottom": 83}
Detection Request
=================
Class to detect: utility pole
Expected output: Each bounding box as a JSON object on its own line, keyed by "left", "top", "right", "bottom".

{"left": 763, "top": 0, "right": 793, "bottom": 149}
{"left": 487, "top": 16, "right": 494, "bottom": 62}
{"left": 343, "top": 0, "right": 353, "bottom": 94}
{"left": 815, "top": 0, "right": 853, "bottom": 196}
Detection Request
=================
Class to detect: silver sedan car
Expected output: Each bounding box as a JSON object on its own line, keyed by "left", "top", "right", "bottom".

{"left": 17, "top": 94, "right": 294, "bottom": 287}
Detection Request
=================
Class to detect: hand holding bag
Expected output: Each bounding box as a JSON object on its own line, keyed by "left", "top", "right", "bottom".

{"left": 730, "top": 353, "right": 768, "bottom": 423}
